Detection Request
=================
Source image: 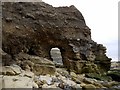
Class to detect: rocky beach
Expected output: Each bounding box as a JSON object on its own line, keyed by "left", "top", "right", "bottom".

{"left": 0, "top": 1, "right": 120, "bottom": 90}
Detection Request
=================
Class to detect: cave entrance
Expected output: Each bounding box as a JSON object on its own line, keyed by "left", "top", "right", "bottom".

{"left": 50, "top": 47, "right": 63, "bottom": 66}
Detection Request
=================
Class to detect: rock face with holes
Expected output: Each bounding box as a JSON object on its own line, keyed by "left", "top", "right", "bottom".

{"left": 2, "top": 2, "right": 111, "bottom": 74}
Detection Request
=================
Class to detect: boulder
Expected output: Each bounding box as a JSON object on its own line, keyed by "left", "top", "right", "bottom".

{"left": 82, "top": 84, "right": 96, "bottom": 90}
{"left": 10, "top": 64, "right": 22, "bottom": 74}
{"left": 56, "top": 68, "right": 70, "bottom": 78}
{"left": 72, "top": 84, "right": 82, "bottom": 90}
{"left": 23, "top": 70, "right": 35, "bottom": 78}
{"left": 2, "top": 76, "right": 38, "bottom": 88}
{"left": 39, "top": 75, "right": 53, "bottom": 85}
{"left": 70, "top": 72, "right": 77, "bottom": 78}
{"left": 2, "top": 66, "right": 16, "bottom": 75}
{"left": 2, "top": 64, "right": 22, "bottom": 75}
{"left": 14, "top": 52, "right": 56, "bottom": 75}
{"left": 77, "top": 74, "right": 85, "bottom": 82}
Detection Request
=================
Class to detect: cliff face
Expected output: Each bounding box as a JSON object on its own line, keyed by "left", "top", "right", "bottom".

{"left": 2, "top": 2, "right": 111, "bottom": 74}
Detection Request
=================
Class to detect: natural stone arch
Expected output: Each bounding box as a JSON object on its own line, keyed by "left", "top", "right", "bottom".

{"left": 2, "top": 2, "right": 111, "bottom": 74}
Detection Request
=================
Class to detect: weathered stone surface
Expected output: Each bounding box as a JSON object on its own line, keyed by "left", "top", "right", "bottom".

{"left": 82, "top": 84, "right": 96, "bottom": 90}
{"left": 23, "top": 70, "right": 35, "bottom": 78}
{"left": 2, "top": 66, "right": 16, "bottom": 75}
{"left": 2, "top": 76, "right": 37, "bottom": 88}
{"left": 14, "top": 52, "right": 56, "bottom": 75}
{"left": 2, "top": 2, "right": 111, "bottom": 74}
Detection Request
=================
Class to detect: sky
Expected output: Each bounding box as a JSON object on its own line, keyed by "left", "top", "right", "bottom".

{"left": 43, "top": 0, "right": 119, "bottom": 61}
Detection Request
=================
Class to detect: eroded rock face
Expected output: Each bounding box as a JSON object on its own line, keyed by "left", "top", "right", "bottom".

{"left": 14, "top": 52, "right": 56, "bottom": 75}
{"left": 2, "top": 2, "right": 111, "bottom": 74}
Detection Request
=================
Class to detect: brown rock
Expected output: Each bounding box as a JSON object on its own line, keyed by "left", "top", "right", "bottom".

{"left": 15, "top": 53, "right": 56, "bottom": 75}
{"left": 33, "top": 64, "right": 56, "bottom": 75}
{"left": 2, "top": 2, "right": 111, "bottom": 74}
{"left": 82, "top": 84, "right": 96, "bottom": 90}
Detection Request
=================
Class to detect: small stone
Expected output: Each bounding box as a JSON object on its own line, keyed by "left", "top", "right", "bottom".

{"left": 82, "top": 84, "right": 96, "bottom": 90}
{"left": 83, "top": 78, "right": 93, "bottom": 84}
{"left": 24, "top": 71, "right": 34, "bottom": 78}
{"left": 26, "top": 13, "right": 35, "bottom": 19}
{"left": 5, "top": 17, "right": 12, "bottom": 22}
{"left": 39, "top": 75, "right": 52, "bottom": 85}
{"left": 80, "top": 83, "right": 86, "bottom": 87}
{"left": 70, "top": 72, "right": 77, "bottom": 78}
{"left": 62, "top": 79, "right": 76, "bottom": 86}
{"left": 77, "top": 38, "right": 80, "bottom": 41}
{"left": 64, "top": 84, "right": 72, "bottom": 90}
{"left": 42, "top": 84, "right": 49, "bottom": 88}
{"left": 73, "top": 77, "right": 81, "bottom": 84}
{"left": 93, "top": 82, "right": 103, "bottom": 88}
{"left": 15, "top": 26, "right": 20, "bottom": 29}
{"left": 32, "top": 82, "right": 38, "bottom": 88}
{"left": 2, "top": 66, "right": 16, "bottom": 75}
{"left": 58, "top": 83, "right": 64, "bottom": 89}
{"left": 77, "top": 74, "right": 85, "bottom": 82}
{"left": 72, "top": 84, "right": 82, "bottom": 90}
{"left": 56, "top": 68, "right": 69, "bottom": 77}
{"left": 10, "top": 64, "right": 22, "bottom": 74}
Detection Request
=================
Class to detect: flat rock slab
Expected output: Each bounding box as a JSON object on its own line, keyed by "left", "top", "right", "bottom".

{"left": 2, "top": 76, "right": 36, "bottom": 88}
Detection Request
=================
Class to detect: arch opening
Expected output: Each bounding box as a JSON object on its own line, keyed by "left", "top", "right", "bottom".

{"left": 50, "top": 47, "right": 63, "bottom": 66}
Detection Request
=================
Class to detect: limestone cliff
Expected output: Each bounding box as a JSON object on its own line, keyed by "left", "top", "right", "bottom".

{"left": 2, "top": 2, "right": 111, "bottom": 74}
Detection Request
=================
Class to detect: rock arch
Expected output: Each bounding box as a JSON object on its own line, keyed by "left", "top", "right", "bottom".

{"left": 2, "top": 2, "right": 111, "bottom": 74}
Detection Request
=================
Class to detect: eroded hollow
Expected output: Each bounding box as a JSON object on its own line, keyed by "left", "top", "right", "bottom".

{"left": 50, "top": 47, "right": 63, "bottom": 66}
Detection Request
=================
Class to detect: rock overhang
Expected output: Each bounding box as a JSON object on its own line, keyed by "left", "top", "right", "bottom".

{"left": 2, "top": 2, "right": 111, "bottom": 74}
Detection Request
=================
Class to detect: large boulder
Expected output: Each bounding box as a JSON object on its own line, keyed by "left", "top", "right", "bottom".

{"left": 14, "top": 52, "right": 56, "bottom": 75}
{"left": 2, "top": 2, "right": 111, "bottom": 74}
{"left": 2, "top": 64, "right": 22, "bottom": 75}
{"left": 2, "top": 76, "right": 38, "bottom": 88}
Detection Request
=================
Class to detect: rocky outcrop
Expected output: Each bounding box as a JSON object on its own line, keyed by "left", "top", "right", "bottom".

{"left": 2, "top": 2, "right": 111, "bottom": 74}
{"left": 1, "top": 64, "right": 120, "bottom": 89}
{"left": 0, "top": 65, "right": 38, "bottom": 89}
{"left": 13, "top": 52, "right": 56, "bottom": 75}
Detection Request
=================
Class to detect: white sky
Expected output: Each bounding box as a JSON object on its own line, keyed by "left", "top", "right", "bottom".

{"left": 43, "top": 0, "right": 119, "bottom": 61}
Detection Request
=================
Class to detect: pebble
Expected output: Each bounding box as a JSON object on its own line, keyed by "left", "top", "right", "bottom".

{"left": 39, "top": 75, "right": 52, "bottom": 85}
